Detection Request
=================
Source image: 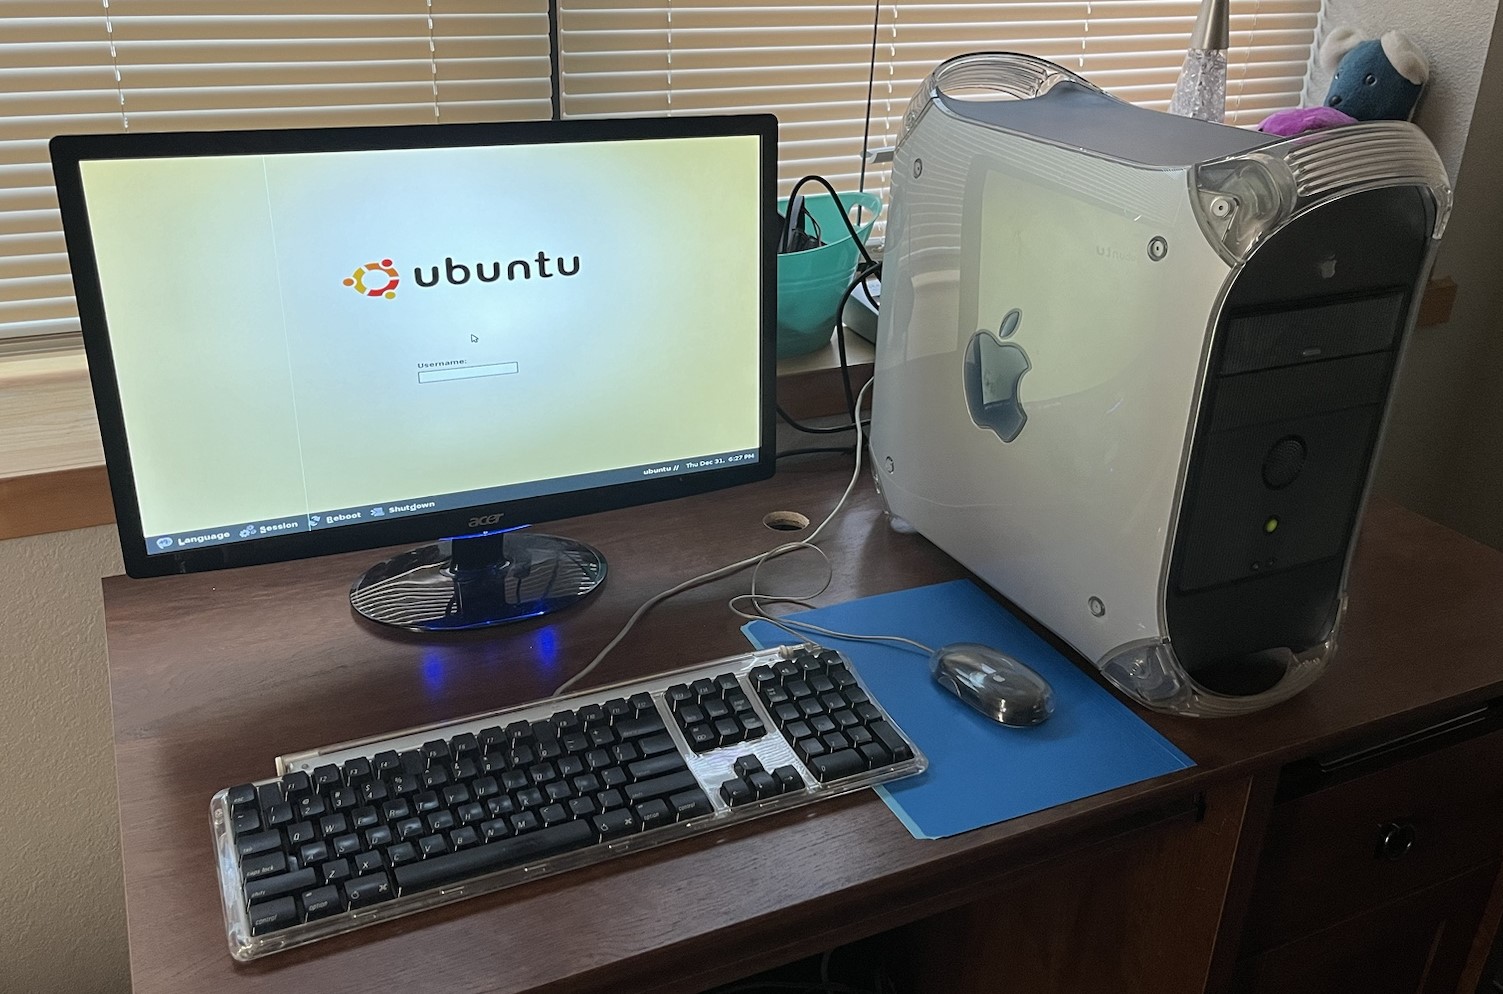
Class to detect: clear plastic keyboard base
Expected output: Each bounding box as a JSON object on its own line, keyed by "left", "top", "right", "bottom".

{"left": 211, "top": 644, "right": 926, "bottom": 961}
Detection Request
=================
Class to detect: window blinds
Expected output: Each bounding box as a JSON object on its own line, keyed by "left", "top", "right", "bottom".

{"left": 560, "top": 0, "right": 1319, "bottom": 202}
{"left": 0, "top": 0, "right": 551, "bottom": 342}
{"left": 3, "top": 0, "right": 1319, "bottom": 344}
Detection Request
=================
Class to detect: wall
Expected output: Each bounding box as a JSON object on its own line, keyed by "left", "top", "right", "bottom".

{"left": 0, "top": 526, "right": 129, "bottom": 993}
{"left": 1366, "top": 4, "right": 1503, "bottom": 546}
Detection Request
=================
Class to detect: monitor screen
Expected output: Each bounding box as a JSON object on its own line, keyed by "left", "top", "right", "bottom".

{"left": 53, "top": 116, "right": 777, "bottom": 589}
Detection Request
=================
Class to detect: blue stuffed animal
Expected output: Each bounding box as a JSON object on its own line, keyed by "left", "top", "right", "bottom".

{"left": 1321, "top": 28, "right": 1428, "bottom": 121}
{"left": 1261, "top": 28, "right": 1428, "bottom": 136}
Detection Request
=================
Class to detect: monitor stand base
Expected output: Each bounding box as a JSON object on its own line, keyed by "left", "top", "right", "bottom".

{"left": 349, "top": 531, "right": 607, "bottom": 632}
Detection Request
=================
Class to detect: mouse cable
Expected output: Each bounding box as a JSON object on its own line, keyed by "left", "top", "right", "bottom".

{"left": 552, "top": 380, "right": 878, "bottom": 697}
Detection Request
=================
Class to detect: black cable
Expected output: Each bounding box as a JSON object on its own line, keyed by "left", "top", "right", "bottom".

{"left": 831, "top": 259, "right": 881, "bottom": 418}
{"left": 775, "top": 405, "right": 869, "bottom": 435}
{"left": 777, "top": 175, "right": 878, "bottom": 269}
{"left": 776, "top": 445, "right": 855, "bottom": 460}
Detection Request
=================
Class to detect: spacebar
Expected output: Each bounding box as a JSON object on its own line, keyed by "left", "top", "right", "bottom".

{"left": 394, "top": 821, "right": 595, "bottom": 894}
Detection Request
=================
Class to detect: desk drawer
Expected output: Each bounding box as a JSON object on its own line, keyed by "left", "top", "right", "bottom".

{"left": 1242, "top": 724, "right": 1503, "bottom": 952}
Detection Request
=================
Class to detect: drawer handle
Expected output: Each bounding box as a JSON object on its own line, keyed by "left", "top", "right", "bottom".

{"left": 1376, "top": 821, "right": 1418, "bottom": 860}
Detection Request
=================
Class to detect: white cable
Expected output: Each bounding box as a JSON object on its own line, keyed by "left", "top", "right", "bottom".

{"left": 553, "top": 380, "right": 876, "bottom": 696}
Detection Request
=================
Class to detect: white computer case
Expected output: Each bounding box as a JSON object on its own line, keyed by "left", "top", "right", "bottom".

{"left": 870, "top": 53, "right": 1451, "bottom": 716}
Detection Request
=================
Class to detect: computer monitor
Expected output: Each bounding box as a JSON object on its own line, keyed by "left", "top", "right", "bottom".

{"left": 52, "top": 115, "right": 777, "bottom": 631}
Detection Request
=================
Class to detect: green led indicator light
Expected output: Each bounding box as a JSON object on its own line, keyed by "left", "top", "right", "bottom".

{"left": 1264, "top": 516, "right": 1279, "bottom": 534}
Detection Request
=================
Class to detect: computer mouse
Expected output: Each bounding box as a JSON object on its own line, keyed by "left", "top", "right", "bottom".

{"left": 929, "top": 643, "right": 1054, "bottom": 727}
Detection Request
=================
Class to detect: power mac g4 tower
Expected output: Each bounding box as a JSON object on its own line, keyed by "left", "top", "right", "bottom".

{"left": 870, "top": 53, "right": 1452, "bottom": 716}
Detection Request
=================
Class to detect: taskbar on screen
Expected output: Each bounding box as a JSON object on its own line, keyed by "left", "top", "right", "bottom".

{"left": 143, "top": 447, "right": 761, "bottom": 556}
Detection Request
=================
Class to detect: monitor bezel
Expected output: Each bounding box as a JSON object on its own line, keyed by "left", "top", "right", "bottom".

{"left": 51, "top": 114, "right": 779, "bottom": 579}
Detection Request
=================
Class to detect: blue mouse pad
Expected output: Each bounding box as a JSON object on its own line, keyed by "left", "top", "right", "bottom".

{"left": 742, "top": 579, "right": 1194, "bottom": 839}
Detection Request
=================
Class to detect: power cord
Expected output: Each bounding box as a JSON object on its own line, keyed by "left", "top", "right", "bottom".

{"left": 555, "top": 380, "right": 931, "bottom": 698}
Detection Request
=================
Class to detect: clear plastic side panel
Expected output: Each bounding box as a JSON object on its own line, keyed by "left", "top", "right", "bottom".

{"left": 1099, "top": 597, "right": 1343, "bottom": 717}
{"left": 1191, "top": 121, "right": 1452, "bottom": 265}
{"left": 214, "top": 646, "right": 925, "bottom": 961}
{"left": 900, "top": 52, "right": 1099, "bottom": 144}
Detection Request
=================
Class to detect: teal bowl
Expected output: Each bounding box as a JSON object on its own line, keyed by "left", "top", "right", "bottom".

{"left": 775, "top": 191, "right": 881, "bottom": 358}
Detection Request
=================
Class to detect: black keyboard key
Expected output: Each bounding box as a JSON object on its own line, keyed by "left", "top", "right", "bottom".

{"left": 635, "top": 798, "right": 672, "bottom": 830}
{"left": 588, "top": 726, "right": 616, "bottom": 749}
{"left": 418, "top": 834, "right": 448, "bottom": 858}
{"left": 773, "top": 660, "right": 800, "bottom": 682}
{"left": 626, "top": 752, "right": 687, "bottom": 782}
{"left": 450, "top": 826, "right": 479, "bottom": 850}
{"left": 236, "top": 829, "right": 282, "bottom": 859}
{"left": 245, "top": 867, "right": 317, "bottom": 905}
{"left": 637, "top": 733, "right": 676, "bottom": 757}
{"left": 480, "top": 818, "right": 511, "bottom": 842}
{"left": 227, "top": 783, "right": 257, "bottom": 808}
{"left": 686, "top": 724, "right": 716, "bottom": 752}
{"left": 539, "top": 803, "right": 569, "bottom": 826}
{"left": 331, "top": 833, "right": 361, "bottom": 857}
{"left": 427, "top": 810, "right": 456, "bottom": 834}
{"left": 421, "top": 766, "right": 449, "bottom": 790}
{"left": 328, "top": 785, "right": 358, "bottom": 811}
{"left": 810, "top": 714, "right": 837, "bottom": 736}
{"left": 399, "top": 750, "right": 425, "bottom": 776}
{"left": 354, "top": 850, "right": 385, "bottom": 876}
{"left": 832, "top": 709, "right": 860, "bottom": 729}
{"left": 544, "top": 780, "right": 573, "bottom": 804}
{"left": 343, "top": 757, "right": 372, "bottom": 785}
{"left": 748, "top": 665, "right": 776, "bottom": 688}
{"left": 677, "top": 704, "right": 706, "bottom": 726}
{"left": 318, "top": 813, "right": 348, "bottom": 838}
{"left": 395, "top": 820, "right": 594, "bottom": 894}
{"left": 485, "top": 795, "right": 517, "bottom": 819}
{"left": 815, "top": 649, "right": 841, "bottom": 667}
{"left": 248, "top": 896, "right": 298, "bottom": 935}
{"left": 669, "top": 789, "right": 713, "bottom": 820}
{"left": 822, "top": 732, "right": 851, "bottom": 753}
{"left": 773, "top": 765, "right": 805, "bottom": 792}
{"left": 382, "top": 798, "right": 412, "bottom": 823}
{"left": 689, "top": 678, "right": 716, "bottom": 700}
{"left": 472, "top": 776, "right": 500, "bottom": 799}
{"left": 372, "top": 750, "right": 401, "bottom": 776}
{"left": 795, "top": 737, "right": 826, "bottom": 763}
{"left": 556, "top": 755, "right": 585, "bottom": 779}
{"left": 298, "top": 841, "right": 329, "bottom": 866}
{"left": 664, "top": 685, "right": 692, "bottom": 711}
{"left": 820, "top": 692, "right": 847, "bottom": 712}
{"left": 578, "top": 703, "right": 608, "bottom": 726}
{"left": 624, "top": 769, "right": 699, "bottom": 806}
{"left": 281, "top": 770, "right": 312, "bottom": 799}
{"left": 241, "top": 851, "right": 287, "bottom": 883}
{"left": 713, "top": 717, "right": 740, "bottom": 745}
{"left": 345, "top": 872, "right": 394, "bottom": 907}
{"left": 599, "top": 767, "right": 628, "bottom": 789}
{"left": 726, "top": 691, "right": 753, "bottom": 713}
{"left": 296, "top": 794, "right": 326, "bottom": 820}
{"left": 762, "top": 686, "right": 791, "bottom": 707}
{"left": 703, "top": 698, "right": 731, "bottom": 721}
{"left": 809, "top": 675, "right": 835, "bottom": 695}
{"left": 311, "top": 764, "right": 341, "bottom": 790}
{"left": 510, "top": 811, "right": 540, "bottom": 835}
{"left": 848, "top": 725, "right": 874, "bottom": 748}
{"left": 256, "top": 781, "right": 284, "bottom": 811}
{"left": 732, "top": 755, "right": 764, "bottom": 778}
{"left": 772, "top": 703, "right": 800, "bottom": 725}
{"left": 719, "top": 778, "right": 753, "bottom": 806}
{"left": 784, "top": 720, "right": 813, "bottom": 742}
{"left": 798, "top": 698, "right": 824, "bottom": 719}
{"left": 867, "top": 720, "right": 914, "bottom": 762}
{"left": 322, "top": 857, "right": 352, "bottom": 884}
{"left": 395, "top": 817, "right": 424, "bottom": 841}
{"left": 387, "top": 842, "right": 418, "bottom": 867}
{"left": 567, "top": 795, "right": 596, "bottom": 819}
{"left": 413, "top": 790, "right": 441, "bottom": 814}
{"left": 301, "top": 885, "right": 343, "bottom": 921}
{"left": 478, "top": 725, "right": 506, "bottom": 750}
{"left": 593, "top": 808, "right": 638, "bottom": 841}
{"left": 611, "top": 742, "right": 640, "bottom": 765}
{"left": 742, "top": 715, "right": 767, "bottom": 739}
{"left": 421, "top": 739, "right": 450, "bottom": 763}
{"left": 828, "top": 663, "right": 857, "bottom": 688}
{"left": 858, "top": 742, "right": 890, "bottom": 769}
{"left": 614, "top": 713, "right": 666, "bottom": 739}
{"left": 596, "top": 788, "right": 626, "bottom": 811}
{"left": 809, "top": 749, "right": 866, "bottom": 783}
{"left": 561, "top": 732, "right": 589, "bottom": 755}
{"left": 786, "top": 679, "right": 812, "bottom": 700}
{"left": 501, "top": 769, "right": 530, "bottom": 791}
{"left": 232, "top": 808, "right": 261, "bottom": 835}
{"left": 571, "top": 773, "right": 601, "bottom": 796}
{"left": 748, "top": 770, "right": 779, "bottom": 799}
{"left": 628, "top": 692, "right": 655, "bottom": 715}
{"left": 516, "top": 786, "right": 545, "bottom": 809}
{"left": 456, "top": 802, "right": 485, "bottom": 826}
{"left": 360, "top": 780, "right": 389, "bottom": 806}
{"left": 854, "top": 701, "right": 883, "bottom": 723}
{"left": 535, "top": 738, "right": 564, "bottom": 761}
{"left": 442, "top": 783, "right": 471, "bottom": 807}
{"left": 450, "top": 732, "right": 480, "bottom": 757}
{"left": 265, "top": 802, "right": 294, "bottom": 828}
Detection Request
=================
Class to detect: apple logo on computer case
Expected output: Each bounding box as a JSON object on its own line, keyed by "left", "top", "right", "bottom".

{"left": 963, "top": 308, "right": 1031, "bottom": 442}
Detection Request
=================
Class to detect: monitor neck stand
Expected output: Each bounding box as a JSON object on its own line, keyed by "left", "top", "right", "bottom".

{"left": 349, "top": 531, "right": 607, "bottom": 632}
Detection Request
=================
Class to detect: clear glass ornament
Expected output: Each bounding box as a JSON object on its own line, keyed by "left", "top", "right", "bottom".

{"left": 1169, "top": 48, "right": 1228, "bottom": 123}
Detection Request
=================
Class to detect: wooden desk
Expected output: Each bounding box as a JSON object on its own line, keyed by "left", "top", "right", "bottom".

{"left": 105, "top": 455, "right": 1503, "bottom": 994}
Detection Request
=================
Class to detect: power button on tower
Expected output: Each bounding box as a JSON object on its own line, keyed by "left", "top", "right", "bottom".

{"left": 1262, "top": 436, "right": 1306, "bottom": 489}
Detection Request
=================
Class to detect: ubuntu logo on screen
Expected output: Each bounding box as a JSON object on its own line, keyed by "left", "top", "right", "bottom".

{"left": 342, "top": 259, "right": 401, "bottom": 300}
